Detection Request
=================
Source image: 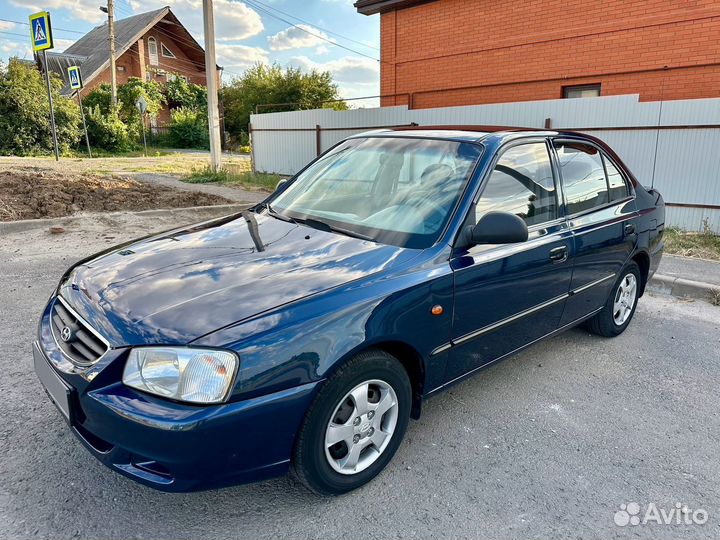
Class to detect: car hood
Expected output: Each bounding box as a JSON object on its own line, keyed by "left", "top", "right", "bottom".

{"left": 59, "top": 212, "right": 417, "bottom": 346}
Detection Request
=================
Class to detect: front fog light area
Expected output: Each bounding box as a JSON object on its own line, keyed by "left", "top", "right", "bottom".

{"left": 122, "top": 347, "right": 238, "bottom": 404}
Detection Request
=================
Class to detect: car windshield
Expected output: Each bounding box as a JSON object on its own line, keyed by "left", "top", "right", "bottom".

{"left": 269, "top": 137, "right": 483, "bottom": 248}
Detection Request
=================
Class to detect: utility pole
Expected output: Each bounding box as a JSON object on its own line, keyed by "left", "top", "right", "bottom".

{"left": 103, "top": 0, "right": 117, "bottom": 107}
{"left": 203, "top": 0, "right": 222, "bottom": 172}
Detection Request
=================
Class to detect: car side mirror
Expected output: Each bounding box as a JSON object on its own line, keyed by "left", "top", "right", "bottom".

{"left": 471, "top": 211, "right": 528, "bottom": 245}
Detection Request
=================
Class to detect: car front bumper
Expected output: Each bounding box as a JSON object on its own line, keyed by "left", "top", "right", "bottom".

{"left": 33, "top": 303, "right": 320, "bottom": 492}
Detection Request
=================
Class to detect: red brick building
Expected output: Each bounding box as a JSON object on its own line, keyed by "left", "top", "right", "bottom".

{"left": 355, "top": 0, "right": 720, "bottom": 108}
{"left": 46, "top": 7, "right": 218, "bottom": 123}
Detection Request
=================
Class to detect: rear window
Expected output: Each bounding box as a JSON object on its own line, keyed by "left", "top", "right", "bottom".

{"left": 554, "top": 142, "right": 608, "bottom": 214}
{"left": 605, "top": 158, "right": 629, "bottom": 201}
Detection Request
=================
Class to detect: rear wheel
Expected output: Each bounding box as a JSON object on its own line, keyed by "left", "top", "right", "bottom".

{"left": 587, "top": 262, "right": 641, "bottom": 337}
{"left": 292, "top": 349, "right": 411, "bottom": 495}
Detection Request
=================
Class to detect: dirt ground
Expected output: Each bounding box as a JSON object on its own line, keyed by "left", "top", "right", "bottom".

{"left": 0, "top": 167, "right": 234, "bottom": 221}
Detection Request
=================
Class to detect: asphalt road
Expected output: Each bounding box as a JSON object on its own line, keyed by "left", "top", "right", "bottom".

{"left": 1, "top": 216, "right": 719, "bottom": 540}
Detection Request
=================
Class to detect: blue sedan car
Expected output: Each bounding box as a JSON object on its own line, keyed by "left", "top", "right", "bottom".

{"left": 34, "top": 127, "right": 665, "bottom": 495}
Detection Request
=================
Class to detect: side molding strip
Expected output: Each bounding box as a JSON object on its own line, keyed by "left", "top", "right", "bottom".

{"left": 430, "top": 273, "right": 616, "bottom": 356}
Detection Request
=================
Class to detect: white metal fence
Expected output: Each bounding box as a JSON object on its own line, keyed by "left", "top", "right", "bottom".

{"left": 250, "top": 94, "right": 720, "bottom": 232}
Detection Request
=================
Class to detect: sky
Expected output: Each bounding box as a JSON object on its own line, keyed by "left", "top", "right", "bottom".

{"left": 0, "top": 0, "right": 381, "bottom": 106}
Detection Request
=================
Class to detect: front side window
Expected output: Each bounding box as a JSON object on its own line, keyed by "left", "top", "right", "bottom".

{"left": 476, "top": 142, "right": 557, "bottom": 226}
{"left": 270, "top": 137, "right": 482, "bottom": 248}
{"left": 554, "top": 142, "right": 608, "bottom": 214}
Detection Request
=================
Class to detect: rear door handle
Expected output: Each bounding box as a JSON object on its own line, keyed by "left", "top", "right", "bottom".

{"left": 549, "top": 246, "right": 568, "bottom": 262}
{"left": 624, "top": 223, "right": 636, "bottom": 235}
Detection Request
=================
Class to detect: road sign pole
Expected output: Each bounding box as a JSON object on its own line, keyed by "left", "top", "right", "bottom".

{"left": 42, "top": 50, "right": 60, "bottom": 161}
{"left": 141, "top": 114, "right": 147, "bottom": 157}
{"left": 76, "top": 88, "right": 92, "bottom": 158}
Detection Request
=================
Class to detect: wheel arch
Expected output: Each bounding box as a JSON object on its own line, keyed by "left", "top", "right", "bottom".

{"left": 632, "top": 250, "right": 650, "bottom": 297}
{"left": 322, "top": 340, "right": 426, "bottom": 420}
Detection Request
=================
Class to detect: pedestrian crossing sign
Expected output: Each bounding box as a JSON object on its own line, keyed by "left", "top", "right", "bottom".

{"left": 68, "top": 66, "right": 83, "bottom": 90}
{"left": 29, "top": 11, "right": 53, "bottom": 52}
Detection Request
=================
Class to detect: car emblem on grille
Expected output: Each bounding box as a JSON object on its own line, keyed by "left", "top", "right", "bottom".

{"left": 60, "top": 326, "right": 73, "bottom": 342}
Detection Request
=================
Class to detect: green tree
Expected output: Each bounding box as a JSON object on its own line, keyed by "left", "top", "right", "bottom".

{"left": 221, "top": 63, "right": 347, "bottom": 140}
{"left": 0, "top": 58, "right": 81, "bottom": 155}
{"left": 165, "top": 75, "right": 207, "bottom": 111}
{"left": 83, "top": 78, "right": 165, "bottom": 149}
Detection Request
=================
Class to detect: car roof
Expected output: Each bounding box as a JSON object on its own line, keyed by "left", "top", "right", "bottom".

{"left": 352, "top": 125, "right": 586, "bottom": 144}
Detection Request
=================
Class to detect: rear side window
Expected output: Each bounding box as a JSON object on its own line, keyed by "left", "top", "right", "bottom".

{"left": 554, "top": 142, "right": 608, "bottom": 214}
{"left": 476, "top": 142, "right": 558, "bottom": 226}
{"left": 604, "top": 158, "right": 629, "bottom": 201}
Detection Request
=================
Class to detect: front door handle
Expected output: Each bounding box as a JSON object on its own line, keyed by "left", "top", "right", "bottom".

{"left": 624, "top": 223, "right": 636, "bottom": 235}
{"left": 549, "top": 246, "right": 568, "bottom": 263}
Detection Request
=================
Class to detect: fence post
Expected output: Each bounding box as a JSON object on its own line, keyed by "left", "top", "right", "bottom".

{"left": 249, "top": 122, "right": 256, "bottom": 173}
{"left": 315, "top": 124, "right": 322, "bottom": 157}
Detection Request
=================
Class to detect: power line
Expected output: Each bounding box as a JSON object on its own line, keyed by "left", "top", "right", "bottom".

{"left": 0, "top": 17, "right": 86, "bottom": 35}
{"left": 243, "top": 0, "right": 379, "bottom": 62}
{"left": 246, "top": 0, "right": 379, "bottom": 52}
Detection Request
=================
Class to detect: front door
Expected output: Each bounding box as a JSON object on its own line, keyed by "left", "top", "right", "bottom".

{"left": 446, "top": 140, "right": 574, "bottom": 381}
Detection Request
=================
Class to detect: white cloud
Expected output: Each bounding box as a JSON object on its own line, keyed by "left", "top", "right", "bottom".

{"left": 289, "top": 55, "right": 379, "bottom": 84}
{"left": 0, "top": 21, "right": 16, "bottom": 31}
{"left": 12, "top": 0, "right": 264, "bottom": 39}
{"left": 54, "top": 38, "right": 76, "bottom": 52}
{"left": 131, "top": 0, "right": 264, "bottom": 42}
{"left": 268, "top": 24, "right": 333, "bottom": 51}
{"left": 10, "top": 0, "right": 106, "bottom": 23}
{"left": 216, "top": 43, "right": 269, "bottom": 69}
{"left": 0, "top": 37, "right": 32, "bottom": 62}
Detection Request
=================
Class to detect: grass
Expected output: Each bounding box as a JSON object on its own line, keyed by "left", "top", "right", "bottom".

{"left": 664, "top": 227, "right": 720, "bottom": 261}
{"left": 184, "top": 166, "right": 282, "bottom": 192}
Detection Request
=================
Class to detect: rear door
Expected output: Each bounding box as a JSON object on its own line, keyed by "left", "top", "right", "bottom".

{"left": 552, "top": 139, "right": 638, "bottom": 325}
{"left": 446, "top": 139, "right": 574, "bottom": 380}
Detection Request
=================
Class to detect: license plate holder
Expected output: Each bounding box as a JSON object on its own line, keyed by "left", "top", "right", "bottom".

{"left": 33, "top": 343, "right": 73, "bottom": 423}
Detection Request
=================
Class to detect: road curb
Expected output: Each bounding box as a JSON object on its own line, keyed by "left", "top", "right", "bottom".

{"left": 0, "top": 203, "right": 251, "bottom": 235}
{"left": 648, "top": 273, "right": 719, "bottom": 303}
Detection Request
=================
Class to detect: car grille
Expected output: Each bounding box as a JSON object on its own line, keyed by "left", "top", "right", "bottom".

{"left": 51, "top": 297, "right": 109, "bottom": 366}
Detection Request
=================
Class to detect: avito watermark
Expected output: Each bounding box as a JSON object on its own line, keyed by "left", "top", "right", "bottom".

{"left": 614, "top": 502, "right": 708, "bottom": 527}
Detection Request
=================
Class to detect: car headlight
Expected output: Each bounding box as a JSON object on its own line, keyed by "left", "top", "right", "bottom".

{"left": 122, "top": 347, "right": 238, "bottom": 404}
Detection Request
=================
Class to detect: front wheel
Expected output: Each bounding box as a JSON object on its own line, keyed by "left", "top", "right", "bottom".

{"left": 587, "top": 262, "right": 641, "bottom": 337}
{"left": 292, "top": 349, "right": 411, "bottom": 495}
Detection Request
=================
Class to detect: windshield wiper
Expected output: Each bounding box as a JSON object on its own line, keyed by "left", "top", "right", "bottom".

{"left": 300, "top": 218, "right": 375, "bottom": 241}
{"left": 257, "top": 202, "right": 296, "bottom": 223}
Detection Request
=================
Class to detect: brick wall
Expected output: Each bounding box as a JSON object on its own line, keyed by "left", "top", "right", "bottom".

{"left": 379, "top": 0, "right": 720, "bottom": 107}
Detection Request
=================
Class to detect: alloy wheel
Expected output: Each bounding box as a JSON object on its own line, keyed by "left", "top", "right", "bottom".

{"left": 613, "top": 273, "right": 637, "bottom": 326}
{"left": 324, "top": 379, "right": 399, "bottom": 475}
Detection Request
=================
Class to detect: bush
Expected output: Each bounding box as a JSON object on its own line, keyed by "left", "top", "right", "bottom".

{"left": 169, "top": 107, "right": 208, "bottom": 149}
{"left": 0, "top": 59, "right": 81, "bottom": 155}
{"left": 82, "top": 78, "right": 165, "bottom": 150}
{"left": 165, "top": 76, "right": 207, "bottom": 110}
{"left": 85, "top": 105, "right": 134, "bottom": 152}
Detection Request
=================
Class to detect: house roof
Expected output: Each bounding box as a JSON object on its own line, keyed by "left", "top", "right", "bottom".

{"left": 48, "top": 6, "right": 209, "bottom": 95}
{"left": 354, "top": 0, "right": 437, "bottom": 15}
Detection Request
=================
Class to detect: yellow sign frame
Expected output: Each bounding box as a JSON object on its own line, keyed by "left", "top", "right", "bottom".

{"left": 29, "top": 11, "right": 53, "bottom": 52}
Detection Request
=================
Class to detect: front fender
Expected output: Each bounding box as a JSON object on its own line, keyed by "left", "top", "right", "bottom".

{"left": 195, "top": 258, "right": 454, "bottom": 402}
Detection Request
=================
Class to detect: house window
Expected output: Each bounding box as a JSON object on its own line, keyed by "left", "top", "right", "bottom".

{"left": 148, "top": 36, "right": 158, "bottom": 66}
{"left": 161, "top": 43, "right": 176, "bottom": 58}
{"left": 563, "top": 84, "right": 601, "bottom": 99}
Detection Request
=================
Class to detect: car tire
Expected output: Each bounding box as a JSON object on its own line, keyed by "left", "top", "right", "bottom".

{"left": 587, "top": 261, "right": 641, "bottom": 337}
{"left": 292, "top": 349, "right": 412, "bottom": 496}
